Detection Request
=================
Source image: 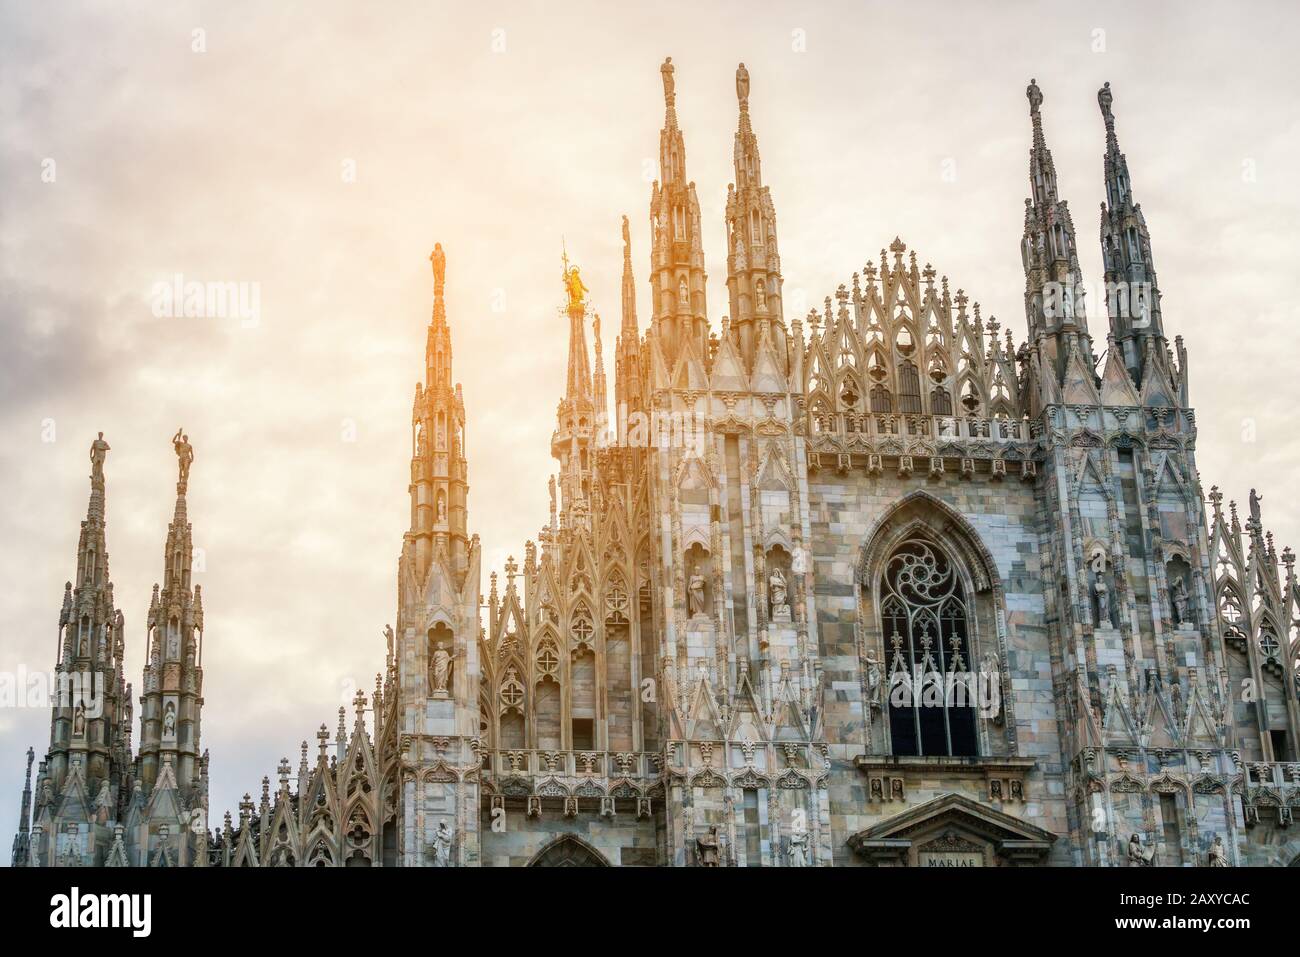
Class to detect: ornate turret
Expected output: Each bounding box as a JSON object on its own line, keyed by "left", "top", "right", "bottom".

{"left": 615, "top": 215, "right": 644, "bottom": 415}
{"left": 725, "top": 62, "right": 786, "bottom": 371}
{"left": 649, "top": 57, "right": 709, "bottom": 368}
{"left": 406, "top": 243, "right": 470, "bottom": 586}
{"left": 1097, "top": 82, "right": 1173, "bottom": 395}
{"left": 552, "top": 251, "right": 598, "bottom": 522}
{"left": 138, "top": 430, "right": 205, "bottom": 795}
{"left": 1021, "top": 78, "right": 1097, "bottom": 386}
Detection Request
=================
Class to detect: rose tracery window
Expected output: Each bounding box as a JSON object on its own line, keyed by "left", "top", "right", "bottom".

{"left": 879, "top": 538, "right": 978, "bottom": 757}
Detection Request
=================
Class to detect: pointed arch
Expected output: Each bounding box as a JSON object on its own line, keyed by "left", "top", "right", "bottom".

{"left": 526, "top": 834, "right": 611, "bottom": 867}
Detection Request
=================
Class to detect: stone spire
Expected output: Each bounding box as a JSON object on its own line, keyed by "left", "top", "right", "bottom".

{"left": 139, "top": 429, "right": 205, "bottom": 794}
{"left": 10, "top": 748, "right": 34, "bottom": 866}
{"left": 552, "top": 251, "right": 596, "bottom": 518}
{"left": 1097, "top": 81, "right": 1166, "bottom": 386}
{"left": 649, "top": 56, "right": 709, "bottom": 368}
{"left": 615, "top": 215, "right": 644, "bottom": 414}
{"left": 725, "top": 61, "right": 786, "bottom": 371}
{"left": 46, "top": 435, "right": 129, "bottom": 796}
{"left": 407, "top": 244, "right": 470, "bottom": 585}
{"left": 1020, "top": 78, "right": 1095, "bottom": 384}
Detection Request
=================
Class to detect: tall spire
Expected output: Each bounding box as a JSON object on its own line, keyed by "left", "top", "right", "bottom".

{"left": 1097, "top": 81, "right": 1165, "bottom": 386}
{"left": 649, "top": 56, "right": 709, "bottom": 368}
{"left": 407, "top": 244, "right": 470, "bottom": 584}
{"left": 139, "top": 429, "right": 205, "bottom": 795}
{"left": 46, "top": 435, "right": 128, "bottom": 794}
{"left": 10, "top": 748, "right": 34, "bottom": 866}
{"left": 616, "top": 215, "right": 644, "bottom": 413}
{"left": 1020, "top": 78, "right": 1095, "bottom": 384}
{"left": 725, "top": 61, "right": 786, "bottom": 371}
{"left": 552, "top": 252, "right": 595, "bottom": 516}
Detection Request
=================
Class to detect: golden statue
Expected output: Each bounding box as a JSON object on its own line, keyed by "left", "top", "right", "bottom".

{"left": 565, "top": 265, "right": 587, "bottom": 308}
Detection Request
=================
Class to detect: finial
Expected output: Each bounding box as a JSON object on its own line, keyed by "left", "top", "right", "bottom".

{"left": 736, "top": 62, "right": 750, "bottom": 111}
{"left": 661, "top": 56, "right": 675, "bottom": 108}
{"left": 430, "top": 243, "right": 446, "bottom": 293}
{"left": 1026, "top": 77, "right": 1043, "bottom": 115}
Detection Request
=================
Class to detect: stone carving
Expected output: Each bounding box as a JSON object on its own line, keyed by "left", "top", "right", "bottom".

{"left": 1249, "top": 488, "right": 1262, "bottom": 526}
{"left": 172, "top": 428, "right": 194, "bottom": 490}
{"left": 163, "top": 701, "right": 177, "bottom": 738}
{"left": 1170, "top": 575, "right": 1191, "bottom": 626}
{"left": 430, "top": 641, "right": 451, "bottom": 696}
{"left": 688, "top": 565, "right": 707, "bottom": 618}
{"left": 89, "top": 432, "right": 110, "bottom": 480}
{"left": 1094, "top": 577, "right": 1111, "bottom": 627}
{"left": 73, "top": 702, "right": 86, "bottom": 737}
{"left": 1127, "top": 833, "right": 1156, "bottom": 866}
{"left": 735, "top": 61, "right": 749, "bottom": 108}
{"left": 1207, "top": 834, "right": 1230, "bottom": 867}
{"left": 787, "top": 817, "right": 809, "bottom": 867}
{"left": 696, "top": 825, "right": 721, "bottom": 867}
{"left": 431, "top": 821, "right": 453, "bottom": 867}
{"left": 94, "top": 779, "right": 112, "bottom": 825}
{"left": 769, "top": 565, "right": 789, "bottom": 619}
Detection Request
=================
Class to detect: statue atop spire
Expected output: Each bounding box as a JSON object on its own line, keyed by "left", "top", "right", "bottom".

{"left": 736, "top": 62, "right": 750, "bottom": 111}
{"left": 1026, "top": 77, "right": 1043, "bottom": 115}
{"left": 430, "top": 243, "right": 446, "bottom": 296}
{"left": 660, "top": 56, "right": 675, "bottom": 108}
{"left": 89, "top": 432, "right": 110, "bottom": 483}
{"left": 1097, "top": 80, "right": 1114, "bottom": 126}
{"left": 172, "top": 428, "right": 194, "bottom": 492}
{"left": 562, "top": 244, "right": 587, "bottom": 310}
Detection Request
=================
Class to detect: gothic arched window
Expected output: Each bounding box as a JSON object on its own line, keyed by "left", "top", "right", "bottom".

{"left": 879, "top": 538, "right": 978, "bottom": 756}
{"left": 898, "top": 361, "right": 922, "bottom": 413}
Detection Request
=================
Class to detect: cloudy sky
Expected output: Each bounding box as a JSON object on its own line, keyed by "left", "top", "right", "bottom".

{"left": 2, "top": 0, "right": 1298, "bottom": 848}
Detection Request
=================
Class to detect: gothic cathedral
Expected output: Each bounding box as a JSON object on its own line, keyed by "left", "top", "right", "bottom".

{"left": 13, "top": 61, "right": 1300, "bottom": 868}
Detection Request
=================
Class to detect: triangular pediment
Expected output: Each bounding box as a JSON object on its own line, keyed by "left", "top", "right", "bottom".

{"left": 848, "top": 791, "right": 1057, "bottom": 865}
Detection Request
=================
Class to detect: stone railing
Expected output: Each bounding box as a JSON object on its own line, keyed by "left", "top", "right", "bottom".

{"left": 808, "top": 411, "right": 1032, "bottom": 442}
{"left": 480, "top": 748, "right": 661, "bottom": 781}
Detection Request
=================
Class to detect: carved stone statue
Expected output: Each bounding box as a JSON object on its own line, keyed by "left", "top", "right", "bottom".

{"left": 864, "top": 649, "right": 881, "bottom": 709}
{"left": 73, "top": 702, "right": 86, "bottom": 737}
{"left": 1170, "top": 576, "right": 1190, "bottom": 626}
{"left": 429, "top": 243, "right": 446, "bottom": 291}
{"left": 437, "top": 494, "right": 447, "bottom": 524}
{"left": 172, "top": 429, "right": 194, "bottom": 490}
{"left": 688, "top": 565, "right": 707, "bottom": 618}
{"left": 1249, "top": 488, "right": 1262, "bottom": 525}
{"left": 660, "top": 56, "right": 674, "bottom": 104}
{"left": 769, "top": 565, "right": 789, "bottom": 619}
{"left": 1094, "top": 577, "right": 1111, "bottom": 628}
{"left": 678, "top": 277, "right": 689, "bottom": 306}
{"left": 383, "top": 624, "right": 394, "bottom": 661}
{"left": 1026, "top": 77, "right": 1043, "bottom": 115}
{"left": 163, "top": 701, "right": 177, "bottom": 737}
{"left": 1127, "top": 832, "right": 1156, "bottom": 866}
{"left": 431, "top": 641, "right": 452, "bottom": 696}
{"left": 735, "top": 61, "right": 749, "bottom": 108}
{"left": 696, "top": 825, "right": 720, "bottom": 867}
{"left": 787, "top": 819, "right": 808, "bottom": 867}
{"left": 89, "top": 432, "right": 110, "bottom": 480}
{"left": 431, "top": 820, "right": 453, "bottom": 866}
{"left": 1207, "top": 834, "right": 1230, "bottom": 867}
{"left": 94, "top": 779, "right": 112, "bottom": 825}
{"left": 1097, "top": 81, "right": 1113, "bottom": 119}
